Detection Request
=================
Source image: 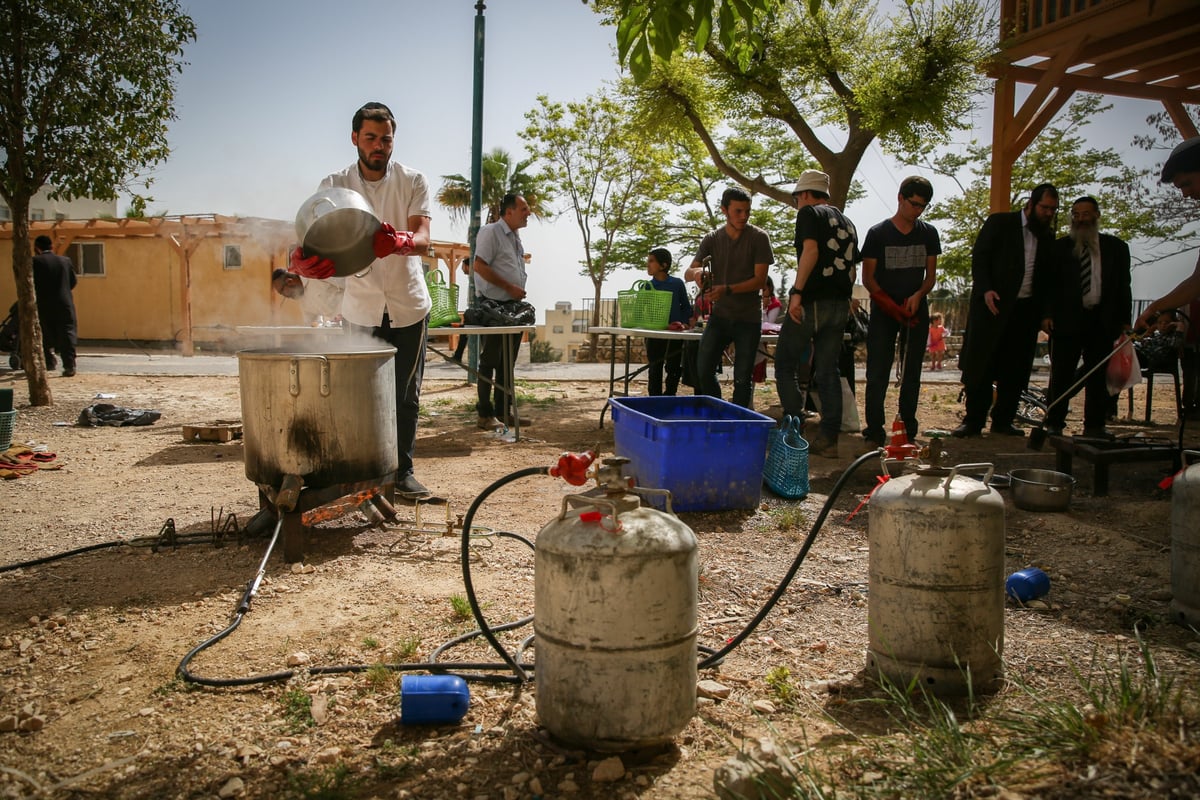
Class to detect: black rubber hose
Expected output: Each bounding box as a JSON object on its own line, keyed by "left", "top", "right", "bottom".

{"left": 698, "top": 448, "right": 880, "bottom": 669}
{"left": 459, "top": 466, "right": 549, "bottom": 682}
{"left": 0, "top": 540, "right": 126, "bottom": 573}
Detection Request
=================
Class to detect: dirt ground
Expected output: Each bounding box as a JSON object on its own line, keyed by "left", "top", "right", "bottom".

{"left": 1, "top": 363, "right": 1198, "bottom": 799}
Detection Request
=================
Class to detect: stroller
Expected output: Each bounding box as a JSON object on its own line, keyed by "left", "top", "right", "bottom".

{"left": 1, "top": 303, "right": 19, "bottom": 370}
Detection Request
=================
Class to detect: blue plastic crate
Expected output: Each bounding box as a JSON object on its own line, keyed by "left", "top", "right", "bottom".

{"left": 608, "top": 396, "right": 775, "bottom": 512}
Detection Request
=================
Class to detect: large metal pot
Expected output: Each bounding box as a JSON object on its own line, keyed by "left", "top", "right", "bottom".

{"left": 294, "top": 187, "right": 381, "bottom": 276}
{"left": 1009, "top": 468, "right": 1075, "bottom": 512}
{"left": 238, "top": 344, "right": 397, "bottom": 490}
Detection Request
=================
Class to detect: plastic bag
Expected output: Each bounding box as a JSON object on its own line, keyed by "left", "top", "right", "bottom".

{"left": 1105, "top": 336, "right": 1142, "bottom": 395}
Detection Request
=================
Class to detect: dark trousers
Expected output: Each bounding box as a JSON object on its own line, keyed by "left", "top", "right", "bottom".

{"left": 354, "top": 314, "right": 426, "bottom": 479}
{"left": 40, "top": 311, "right": 77, "bottom": 371}
{"left": 696, "top": 316, "right": 761, "bottom": 408}
{"left": 963, "top": 297, "right": 1040, "bottom": 430}
{"left": 864, "top": 308, "right": 928, "bottom": 441}
{"left": 1046, "top": 310, "right": 1113, "bottom": 430}
{"left": 477, "top": 332, "right": 523, "bottom": 420}
{"left": 645, "top": 337, "right": 683, "bottom": 396}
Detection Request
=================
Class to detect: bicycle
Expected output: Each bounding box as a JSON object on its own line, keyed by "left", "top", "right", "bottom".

{"left": 955, "top": 383, "right": 1048, "bottom": 426}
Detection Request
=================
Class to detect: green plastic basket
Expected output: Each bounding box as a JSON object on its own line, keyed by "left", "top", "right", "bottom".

{"left": 0, "top": 410, "right": 15, "bottom": 452}
{"left": 617, "top": 280, "right": 672, "bottom": 330}
{"left": 426, "top": 269, "right": 460, "bottom": 328}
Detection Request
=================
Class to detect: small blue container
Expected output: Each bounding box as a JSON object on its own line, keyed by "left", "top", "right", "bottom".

{"left": 1006, "top": 568, "right": 1051, "bottom": 603}
{"left": 399, "top": 674, "right": 470, "bottom": 725}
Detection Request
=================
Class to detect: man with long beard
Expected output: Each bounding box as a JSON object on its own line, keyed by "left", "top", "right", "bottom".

{"left": 955, "top": 184, "right": 1059, "bottom": 438}
{"left": 1041, "top": 196, "right": 1131, "bottom": 438}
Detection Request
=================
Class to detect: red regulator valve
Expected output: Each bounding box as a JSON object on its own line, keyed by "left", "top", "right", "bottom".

{"left": 550, "top": 450, "right": 598, "bottom": 486}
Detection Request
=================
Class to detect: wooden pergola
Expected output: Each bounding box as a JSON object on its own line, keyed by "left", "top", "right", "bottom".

{"left": 988, "top": 0, "right": 1200, "bottom": 211}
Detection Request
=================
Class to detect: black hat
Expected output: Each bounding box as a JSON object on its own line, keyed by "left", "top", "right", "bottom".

{"left": 1161, "top": 136, "right": 1200, "bottom": 182}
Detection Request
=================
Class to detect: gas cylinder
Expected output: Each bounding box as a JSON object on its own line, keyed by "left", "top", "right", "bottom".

{"left": 535, "top": 458, "right": 698, "bottom": 751}
{"left": 867, "top": 462, "right": 1006, "bottom": 695}
{"left": 1170, "top": 454, "right": 1200, "bottom": 628}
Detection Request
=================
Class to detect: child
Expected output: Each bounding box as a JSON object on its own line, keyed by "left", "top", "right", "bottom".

{"left": 927, "top": 312, "right": 947, "bottom": 371}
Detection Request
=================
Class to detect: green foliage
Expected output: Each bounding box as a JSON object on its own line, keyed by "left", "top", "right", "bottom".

{"left": 280, "top": 689, "right": 314, "bottom": 731}
{"left": 765, "top": 665, "right": 799, "bottom": 706}
{"left": 363, "top": 664, "right": 396, "bottom": 694}
{"left": 595, "top": 0, "right": 995, "bottom": 210}
{"left": 286, "top": 762, "right": 360, "bottom": 799}
{"left": 395, "top": 636, "right": 421, "bottom": 659}
{"left": 449, "top": 594, "right": 473, "bottom": 621}
{"left": 0, "top": 0, "right": 195, "bottom": 405}
{"left": 924, "top": 95, "right": 1193, "bottom": 290}
{"left": 522, "top": 91, "right": 672, "bottom": 323}
{"left": 529, "top": 338, "right": 562, "bottom": 363}
{"left": 436, "top": 147, "right": 553, "bottom": 226}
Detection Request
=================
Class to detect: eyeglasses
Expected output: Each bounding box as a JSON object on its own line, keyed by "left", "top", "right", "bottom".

{"left": 905, "top": 196, "right": 929, "bottom": 211}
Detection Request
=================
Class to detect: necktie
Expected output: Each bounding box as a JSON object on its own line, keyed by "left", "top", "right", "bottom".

{"left": 1079, "top": 246, "right": 1092, "bottom": 299}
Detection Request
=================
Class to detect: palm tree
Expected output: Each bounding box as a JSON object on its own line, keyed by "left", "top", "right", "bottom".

{"left": 437, "top": 147, "right": 553, "bottom": 225}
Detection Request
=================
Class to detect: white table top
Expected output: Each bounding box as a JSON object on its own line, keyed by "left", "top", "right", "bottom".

{"left": 588, "top": 325, "right": 779, "bottom": 342}
{"left": 426, "top": 325, "right": 535, "bottom": 337}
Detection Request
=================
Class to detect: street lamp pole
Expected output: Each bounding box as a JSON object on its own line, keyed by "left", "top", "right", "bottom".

{"left": 465, "top": 0, "right": 486, "bottom": 378}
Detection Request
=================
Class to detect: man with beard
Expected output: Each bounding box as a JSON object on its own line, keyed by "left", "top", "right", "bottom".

{"left": 1135, "top": 136, "right": 1200, "bottom": 331}
{"left": 1041, "top": 197, "right": 1131, "bottom": 438}
{"left": 954, "top": 183, "right": 1059, "bottom": 438}
{"left": 289, "top": 101, "right": 434, "bottom": 500}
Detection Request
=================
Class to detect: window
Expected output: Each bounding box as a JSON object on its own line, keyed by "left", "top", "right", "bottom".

{"left": 67, "top": 242, "right": 105, "bottom": 276}
{"left": 223, "top": 245, "right": 243, "bottom": 270}
{"left": 552, "top": 326, "right": 564, "bottom": 334}
{"left": 30, "top": 209, "right": 44, "bottom": 220}
{"left": 0, "top": 207, "right": 10, "bottom": 221}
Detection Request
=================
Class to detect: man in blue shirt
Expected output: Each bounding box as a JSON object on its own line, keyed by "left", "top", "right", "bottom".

{"left": 472, "top": 193, "right": 532, "bottom": 430}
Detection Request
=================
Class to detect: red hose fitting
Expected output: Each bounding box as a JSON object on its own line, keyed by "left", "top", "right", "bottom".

{"left": 550, "top": 450, "right": 597, "bottom": 486}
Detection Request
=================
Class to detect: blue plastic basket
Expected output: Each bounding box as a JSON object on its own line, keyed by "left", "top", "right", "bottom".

{"left": 763, "top": 415, "right": 809, "bottom": 499}
{"left": 0, "top": 409, "right": 15, "bottom": 452}
{"left": 608, "top": 395, "right": 774, "bottom": 511}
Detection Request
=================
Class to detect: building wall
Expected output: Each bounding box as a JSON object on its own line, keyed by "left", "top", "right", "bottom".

{"left": 0, "top": 186, "right": 117, "bottom": 222}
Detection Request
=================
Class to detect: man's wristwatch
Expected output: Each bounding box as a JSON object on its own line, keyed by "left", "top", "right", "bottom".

{"left": 725, "top": 284, "right": 732, "bottom": 295}
{"left": 788, "top": 287, "right": 803, "bottom": 298}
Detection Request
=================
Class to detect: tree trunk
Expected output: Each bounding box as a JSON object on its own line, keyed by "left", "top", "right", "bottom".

{"left": 8, "top": 199, "right": 52, "bottom": 406}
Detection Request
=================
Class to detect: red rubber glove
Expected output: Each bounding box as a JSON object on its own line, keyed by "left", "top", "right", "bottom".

{"left": 667, "top": 321, "right": 688, "bottom": 331}
{"left": 289, "top": 248, "right": 335, "bottom": 279}
{"left": 373, "top": 223, "right": 416, "bottom": 258}
{"left": 869, "top": 289, "right": 918, "bottom": 328}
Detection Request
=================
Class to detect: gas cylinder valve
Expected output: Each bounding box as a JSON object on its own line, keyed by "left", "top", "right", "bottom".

{"left": 549, "top": 450, "right": 598, "bottom": 486}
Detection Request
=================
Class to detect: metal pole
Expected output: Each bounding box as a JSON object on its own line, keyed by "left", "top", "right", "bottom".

{"left": 466, "top": 0, "right": 486, "bottom": 383}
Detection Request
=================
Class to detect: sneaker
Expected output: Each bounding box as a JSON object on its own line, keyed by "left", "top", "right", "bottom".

{"left": 477, "top": 415, "right": 504, "bottom": 431}
{"left": 396, "top": 473, "right": 431, "bottom": 499}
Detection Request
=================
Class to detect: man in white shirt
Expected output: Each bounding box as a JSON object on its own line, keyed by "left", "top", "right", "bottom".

{"left": 290, "top": 102, "right": 433, "bottom": 499}
{"left": 471, "top": 193, "right": 533, "bottom": 430}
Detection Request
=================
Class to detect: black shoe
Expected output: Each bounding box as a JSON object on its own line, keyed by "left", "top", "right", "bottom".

{"left": 396, "top": 473, "right": 432, "bottom": 499}
{"left": 46, "top": 358, "right": 57, "bottom": 371}
{"left": 62, "top": 369, "right": 76, "bottom": 377}
{"left": 1081, "top": 427, "right": 1115, "bottom": 441}
{"left": 862, "top": 432, "right": 885, "bottom": 449}
{"left": 808, "top": 435, "right": 839, "bottom": 458}
{"left": 951, "top": 423, "right": 982, "bottom": 438}
{"left": 990, "top": 423, "right": 1025, "bottom": 437}
{"left": 1043, "top": 424, "right": 1064, "bottom": 437}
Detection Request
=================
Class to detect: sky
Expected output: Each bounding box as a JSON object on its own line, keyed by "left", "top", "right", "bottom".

{"left": 135, "top": 0, "right": 1196, "bottom": 317}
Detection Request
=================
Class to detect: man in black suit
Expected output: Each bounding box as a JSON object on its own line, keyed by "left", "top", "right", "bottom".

{"left": 32, "top": 235, "right": 79, "bottom": 377}
{"left": 954, "top": 184, "right": 1059, "bottom": 437}
{"left": 1041, "top": 197, "right": 1131, "bottom": 438}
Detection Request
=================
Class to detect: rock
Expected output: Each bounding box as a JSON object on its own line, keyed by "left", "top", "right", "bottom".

{"left": 315, "top": 746, "right": 341, "bottom": 763}
{"left": 751, "top": 699, "right": 777, "bottom": 715}
{"left": 697, "top": 680, "right": 731, "bottom": 700}
{"left": 557, "top": 778, "right": 579, "bottom": 793}
{"left": 285, "top": 652, "right": 311, "bottom": 667}
{"left": 310, "top": 695, "right": 329, "bottom": 726}
{"left": 217, "top": 776, "right": 244, "bottom": 798}
{"left": 1147, "top": 588, "right": 1173, "bottom": 602}
{"left": 18, "top": 715, "right": 45, "bottom": 732}
{"left": 0, "top": 715, "right": 18, "bottom": 732}
{"left": 592, "top": 756, "right": 625, "bottom": 782}
{"left": 529, "top": 777, "right": 544, "bottom": 795}
{"left": 713, "top": 737, "right": 796, "bottom": 800}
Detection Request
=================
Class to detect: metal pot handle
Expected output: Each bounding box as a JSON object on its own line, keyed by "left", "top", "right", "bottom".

{"left": 944, "top": 462, "right": 995, "bottom": 496}
{"left": 306, "top": 196, "right": 336, "bottom": 223}
{"left": 288, "top": 355, "right": 332, "bottom": 397}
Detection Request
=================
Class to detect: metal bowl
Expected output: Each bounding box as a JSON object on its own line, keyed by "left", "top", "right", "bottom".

{"left": 1008, "top": 468, "right": 1075, "bottom": 512}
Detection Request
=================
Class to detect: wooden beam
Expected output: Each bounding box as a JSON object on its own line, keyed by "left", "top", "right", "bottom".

{"left": 990, "top": 75, "right": 1016, "bottom": 214}
{"left": 1163, "top": 100, "right": 1200, "bottom": 140}
{"left": 992, "top": 63, "right": 1200, "bottom": 104}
